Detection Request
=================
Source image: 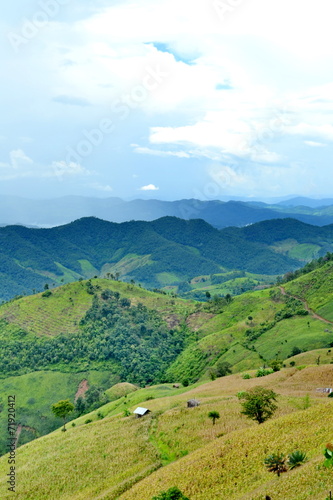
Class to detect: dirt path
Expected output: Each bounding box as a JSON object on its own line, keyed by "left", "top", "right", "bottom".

{"left": 279, "top": 286, "right": 333, "bottom": 325}
{"left": 74, "top": 379, "right": 89, "bottom": 402}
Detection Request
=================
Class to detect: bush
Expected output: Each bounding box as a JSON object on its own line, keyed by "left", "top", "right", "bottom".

{"left": 328, "top": 392, "right": 333, "bottom": 398}
{"left": 288, "top": 450, "right": 307, "bottom": 469}
{"left": 256, "top": 367, "right": 273, "bottom": 377}
{"left": 152, "top": 486, "right": 190, "bottom": 500}
{"left": 85, "top": 418, "right": 93, "bottom": 424}
{"left": 242, "top": 373, "right": 251, "bottom": 379}
{"left": 269, "top": 360, "right": 283, "bottom": 372}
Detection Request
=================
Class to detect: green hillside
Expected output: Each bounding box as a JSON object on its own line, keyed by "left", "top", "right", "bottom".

{"left": 0, "top": 216, "right": 300, "bottom": 301}
{"left": 0, "top": 258, "right": 333, "bottom": 459}
{"left": 1, "top": 366, "right": 333, "bottom": 499}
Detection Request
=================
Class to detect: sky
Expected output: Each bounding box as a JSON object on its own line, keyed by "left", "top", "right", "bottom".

{"left": 1, "top": 0, "right": 333, "bottom": 201}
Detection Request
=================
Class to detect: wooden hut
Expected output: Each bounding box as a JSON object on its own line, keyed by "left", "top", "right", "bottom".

{"left": 187, "top": 399, "right": 200, "bottom": 408}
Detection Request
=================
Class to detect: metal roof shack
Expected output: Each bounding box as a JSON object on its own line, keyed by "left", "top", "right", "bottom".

{"left": 133, "top": 407, "right": 151, "bottom": 418}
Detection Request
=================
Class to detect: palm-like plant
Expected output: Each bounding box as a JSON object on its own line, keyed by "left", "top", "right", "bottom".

{"left": 208, "top": 410, "right": 220, "bottom": 425}
{"left": 264, "top": 453, "right": 288, "bottom": 477}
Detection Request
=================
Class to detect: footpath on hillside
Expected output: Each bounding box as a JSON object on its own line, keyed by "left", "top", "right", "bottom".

{"left": 279, "top": 286, "right": 333, "bottom": 325}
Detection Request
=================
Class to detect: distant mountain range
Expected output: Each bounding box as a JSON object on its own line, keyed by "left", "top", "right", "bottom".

{"left": 2, "top": 215, "right": 333, "bottom": 301}
{"left": 2, "top": 195, "right": 333, "bottom": 228}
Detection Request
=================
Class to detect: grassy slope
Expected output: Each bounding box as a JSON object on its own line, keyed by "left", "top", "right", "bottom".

{"left": 0, "top": 279, "right": 197, "bottom": 338}
{"left": 1, "top": 366, "right": 333, "bottom": 499}
{"left": 285, "top": 260, "right": 333, "bottom": 316}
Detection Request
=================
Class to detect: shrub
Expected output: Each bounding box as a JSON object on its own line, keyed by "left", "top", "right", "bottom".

{"left": 328, "top": 392, "right": 333, "bottom": 398}
{"left": 152, "top": 486, "right": 190, "bottom": 500}
{"left": 264, "top": 453, "right": 288, "bottom": 477}
{"left": 288, "top": 450, "right": 307, "bottom": 469}
{"left": 269, "top": 360, "right": 283, "bottom": 372}
{"left": 85, "top": 418, "right": 93, "bottom": 424}
{"left": 256, "top": 367, "right": 273, "bottom": 377}
{"left": 242, "top": 373, "right": 251, "bottom": 379}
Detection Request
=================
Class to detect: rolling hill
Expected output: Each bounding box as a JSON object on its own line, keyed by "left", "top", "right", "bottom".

{"left": 0, "top": 216, "right": 302, "bottom": 301}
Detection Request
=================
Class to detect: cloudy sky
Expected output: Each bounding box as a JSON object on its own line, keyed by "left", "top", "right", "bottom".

{"left": 1, "top": 0, "right": 333, "bottom": 201}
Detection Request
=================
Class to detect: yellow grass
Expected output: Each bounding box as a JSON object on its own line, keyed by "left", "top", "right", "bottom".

{"left": 1, "top": 366, "right": 333, "bottom": 500}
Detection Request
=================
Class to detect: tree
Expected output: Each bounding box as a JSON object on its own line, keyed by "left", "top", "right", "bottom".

{"left": 215, "top": 361, "right": 232, "bottom": 377}
{"left": 238, "top": 386, "right": 278, "bottom": 424}
{"left": 51, "top": 399, "right": 74, "bottom": 431}
{"left": 74, "top": 396, "right": 86, "bottom": 416}
{"left": 208, "top": 410, "right": 220, "bottom": 425}
{"left": 152, "top": 486, "right": 190, "bottom": 500}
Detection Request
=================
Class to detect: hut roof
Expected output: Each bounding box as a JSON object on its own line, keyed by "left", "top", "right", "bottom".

{"left": 187, "top": 399, "right": 200, "bottom": 407}
{"left": 133, "top": 407, "right": 150, "bottom": 416}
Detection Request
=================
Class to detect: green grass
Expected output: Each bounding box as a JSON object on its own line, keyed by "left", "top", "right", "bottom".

{"left": 0, "top": 370, "right": 112, "bottom": 455}
{"left": 78, "top": 259, "right": 99, "bottom": 277}
{"left": 102, "top": 253, "right": 154, "bottom": 277}
{"left": 254, "top": 315, "right": 333, "bottom": 361}
{"left": 156, "top": 272, "right": 182, "bottom": 285}
{"left": 286, "top": 348, "right": 333, "bottom": 367}
{"left": 288, "top": 243, "right": 321, "bottom": 261}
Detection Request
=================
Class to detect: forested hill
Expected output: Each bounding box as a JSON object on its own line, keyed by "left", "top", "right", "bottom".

{"left": 0, "top": 216, "right": 300, "bottom": 300}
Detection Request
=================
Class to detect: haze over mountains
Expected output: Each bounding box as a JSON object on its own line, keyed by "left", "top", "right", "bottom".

{"left": 2, "top": 195, "right": 333, "bottom": 228}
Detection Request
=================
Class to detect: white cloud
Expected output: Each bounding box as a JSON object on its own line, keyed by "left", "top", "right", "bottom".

{"left": 10, "top": 149, "right": 33, "bottom": 169}
{"left": 2, "top": 0, "right": 333, "bottom": 198}
{"left": 132, "top": 145, "right": 190, "bottom": 158}
{"left": 148, "top": 109, "right": 282, "bottom": 163}
{"left": 304, "top": 140, "right": 326, "bottom": 148}
{"left": 139, "top": 184, "right": 159, "bottom": 191}
{"left": 288, "top": 123, "right": 333, "bottom": 142}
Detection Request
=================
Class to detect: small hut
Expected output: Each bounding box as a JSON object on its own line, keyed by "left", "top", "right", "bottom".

{"left": 187, "top": 399, "right": 200, "bottom": 408}
{"left": 133, "top": 407, "right": 151, "bottom": 418}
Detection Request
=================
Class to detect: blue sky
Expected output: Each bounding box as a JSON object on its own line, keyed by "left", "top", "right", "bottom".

{"left": 1, "top": 0, "right": 333, "bottom": 201}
